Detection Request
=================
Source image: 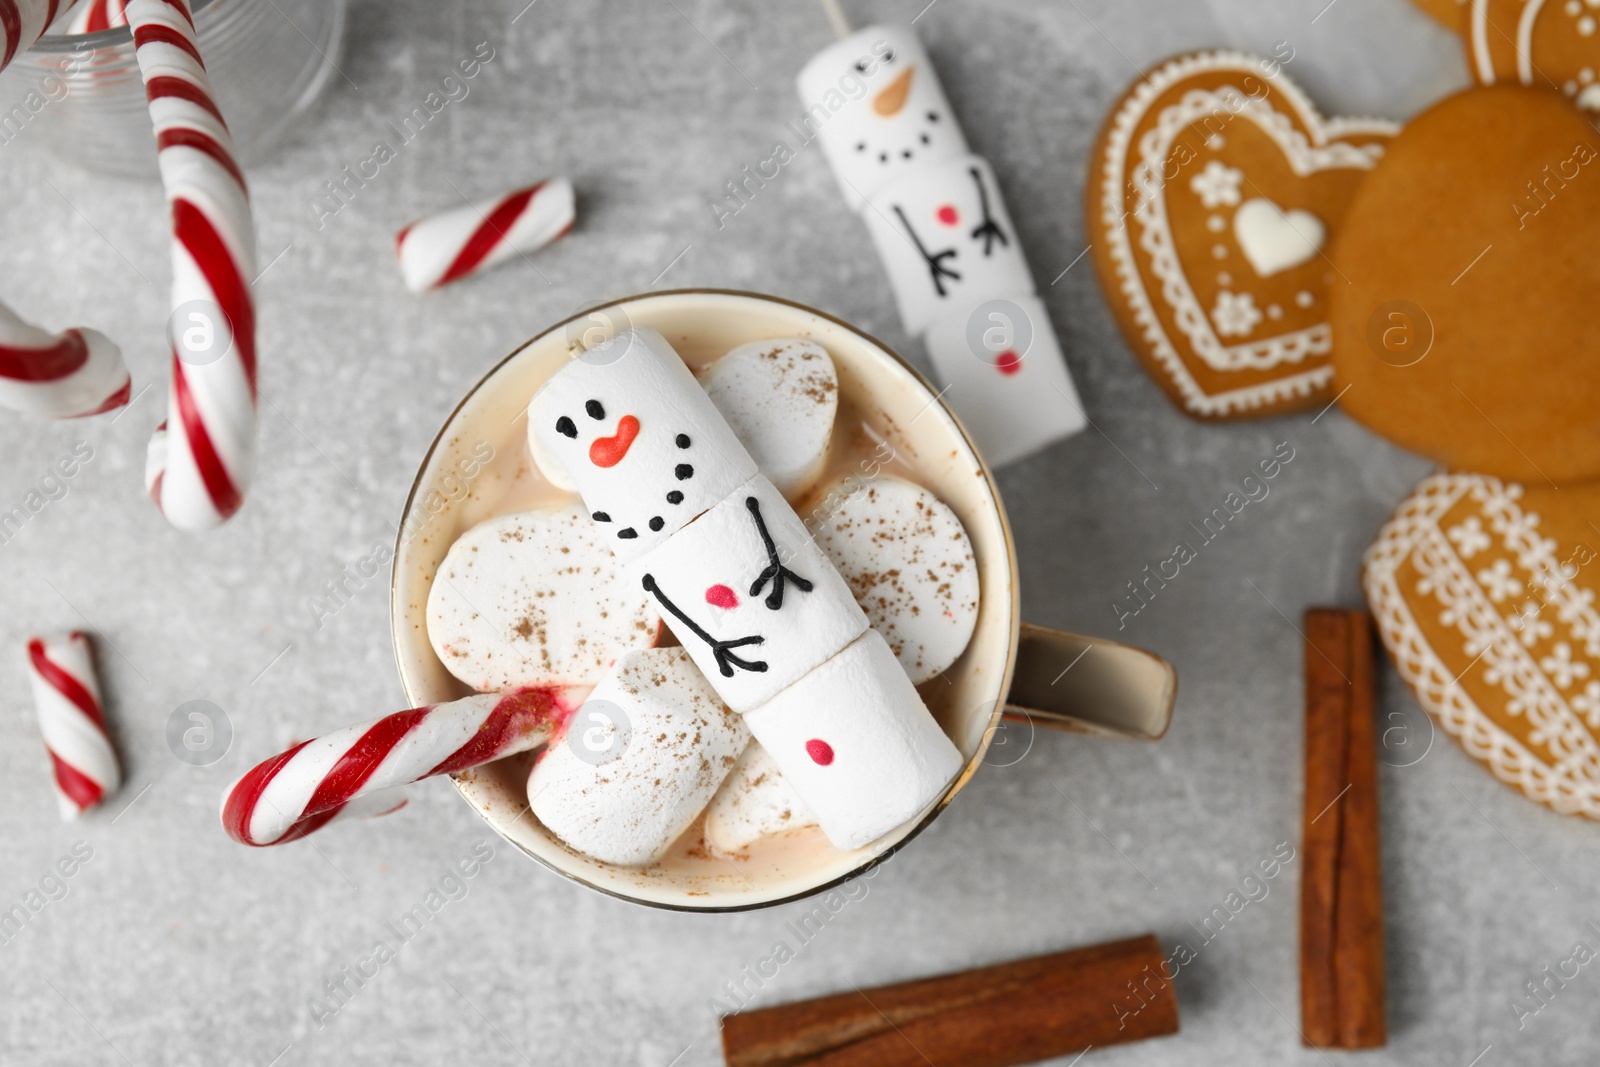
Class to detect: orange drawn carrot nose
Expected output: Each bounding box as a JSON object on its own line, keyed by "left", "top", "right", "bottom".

{"left": 589, "top": 414, "right": 640, "bottom": 467}
{"left": 873, "top": 65, "right": 914, "bottom": 116}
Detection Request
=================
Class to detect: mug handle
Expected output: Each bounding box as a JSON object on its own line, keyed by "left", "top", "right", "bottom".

{"left": 1003, "top": 623, "right": 1177, "bottom": 741}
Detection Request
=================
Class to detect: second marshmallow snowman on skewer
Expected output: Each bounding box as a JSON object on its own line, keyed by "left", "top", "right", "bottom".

{"left": 529, "top": 328, "right": 963, "bottom": 851}
{"left": 797, "top": 24, "right": 1087, "bottom": 468}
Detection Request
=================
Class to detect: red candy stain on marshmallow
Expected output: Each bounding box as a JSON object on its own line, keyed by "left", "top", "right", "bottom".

{"left": 936, "top": 205, "right": 959, "bottom": 226}
{"left": 995, "top": 350, "right": 1022, "bottom": 376}
{"left": 705, "top": 584, "right": 740, "bottom": 609}
{"left": 589, "top": 414, "right": 640, "bottom": 467}
{"left": 805, "top": 739, "right": 834, "bottom": 766}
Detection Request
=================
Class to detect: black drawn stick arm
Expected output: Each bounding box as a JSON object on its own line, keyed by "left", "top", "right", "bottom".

{"left": 744, "top": 496, "right": 814, "bottom": 611}
{"left": 893, "top": 205, "right": 961, "bottom": 296}
{"left": 641, "top": 574, "right": 767, "bottom": 677}
{"left": 968, "top": 165, "right": 1009, "bottom": 255}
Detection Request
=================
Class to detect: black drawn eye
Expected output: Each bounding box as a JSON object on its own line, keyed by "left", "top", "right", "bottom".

{"left": 555, "top": 416, "right": 577, "bottom": 439}
{"left": 585, "top": 399, "right": 605, "bottom": 420}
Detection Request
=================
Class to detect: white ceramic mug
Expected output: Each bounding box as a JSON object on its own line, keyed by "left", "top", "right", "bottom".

{"left": 390, "top": 290, "right": 1175, "bottom": 910}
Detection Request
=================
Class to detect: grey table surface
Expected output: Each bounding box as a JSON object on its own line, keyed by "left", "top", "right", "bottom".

{"left": 1, "top": 0, "right": 1595, "bottom": 1064}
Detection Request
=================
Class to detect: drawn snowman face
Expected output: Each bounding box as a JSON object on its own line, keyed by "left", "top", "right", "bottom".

{"left": 850, "top": 41, "right": 952, "bottom": 174}
{"left": 799, "top": 25, "right": 970, "bottom": 206}
{"left": 528, "top": 328, "right": 756, "bottom": 561}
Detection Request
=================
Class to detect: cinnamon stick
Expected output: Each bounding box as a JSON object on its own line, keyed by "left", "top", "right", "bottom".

{"left": 1300, "top": 608, "right": 1386, "bottom": 1048}
{"left": 720, "top": 934, "right": 1178, "bottom": 1067}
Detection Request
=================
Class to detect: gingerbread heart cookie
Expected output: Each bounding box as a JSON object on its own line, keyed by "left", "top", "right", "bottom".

{"left": 1365, "top": 472, "right": 1600, "bottom": 818}
{"left": 1087, "top": 52, "right": 1396, "bottom": 421}
{"left": 1466, "top": 0, "right": 1600, "bottom": 111}
{"left": 1329, "top": 86, "right": 1600, "bottom": 486}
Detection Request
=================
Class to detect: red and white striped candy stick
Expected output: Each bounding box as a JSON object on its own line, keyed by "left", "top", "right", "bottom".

{"left": 220, "top": 685, "right": 588, "bottom": 846}
{"left": 66, "top": 0, "right": 130, "bottom": 32}
{"left": 0, "top": 0, "right": 64, "bottom": 73}
{"left": 0, "top": 299, "right": 131, "bottom": 418}
{"left": 395, "top": 178, "right": 575, "bottom": 292}
{"left": 128, "top": 0, "right": 258, "bottom": 530}
{"left": 26, "top": 632, "right": 122, "bottom": 819}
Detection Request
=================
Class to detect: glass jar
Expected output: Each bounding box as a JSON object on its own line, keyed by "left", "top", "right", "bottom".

{"left": 0, "top": 0, "right": 348, "bottom": 178}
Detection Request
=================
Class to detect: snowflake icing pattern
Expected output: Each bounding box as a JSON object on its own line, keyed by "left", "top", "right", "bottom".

{"left": 1211, "top": 290, "right": 1262, "bottom": 338}
{"left": 1189, "top": 161, "right": 1243, "bottom": 209}
{"left": 1540, "top": 642, "right": 1590, "bottom": 689}
{"left": 1448, "top": 517, "right": 1492, "bottom": 558}
{"left": 1476, "top": 559, "right": 1522, "bottom": 603}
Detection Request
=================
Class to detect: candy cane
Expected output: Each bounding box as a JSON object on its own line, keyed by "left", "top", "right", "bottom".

{"left": 0, "top": 5, "right": 132, "bottom": 424}
{"left": 0, "top": 0, "right": 63, "bottom": 73}
{"left": 0, "top": 299, "right": 131, "bottom": 417}
{"left": 26, "top": 632, "right": 122, "bottom": 819}
{"left": 220, "top": 685, "right": 588, "bottom": 846}
{"left": 66, "top": 0, "right": 130, "bottom": 32}
{"left": 128, "top": 0, "right": 257, "bottom": 530}
{"left": 394, "top": 178, "right": 575, "bottom": 292}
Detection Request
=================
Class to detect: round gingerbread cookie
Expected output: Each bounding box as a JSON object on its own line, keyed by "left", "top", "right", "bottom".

{"left": 1466, "top": 0, "right": 1600, "bottom": 111}
{"left": 1412, "top": 0, "right": 1469, "bottom": 30}
{"left": 1086, "top": 52, "right": 1397, "bottom": 421}
{"left": 1329, "top": 85, "right": 1600, "bottom": 485}
{"left": 1364, "top": 471, "right": 1600, "bottom": 818}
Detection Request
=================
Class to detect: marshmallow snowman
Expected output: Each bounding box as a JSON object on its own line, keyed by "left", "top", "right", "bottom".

{"left": 630, "top": 474, "right": 869, "bottom": 713}
{"left": 704, "top": 742, "right": 819, "bottom": 854}
{"left": 698, "top": 338, "right": 838, "bottom": 497}
{"left": 799, "top": 24, "right": 1087, "bottom": 468}
{"left": 796, "top": 25, "right": 969, "bottom": 209}
{"left": 745, "top": 629, "right": 963, "bottom": 851}
{"left": 528, "top": 648, "right": 748, "bottom": 866}
{"left": 527, "top": 328, "right": 757, "bottom": 561}
{"left": 864, "top": 154, "right": 1035, "bottom": 334}
{"left": 540, "top": 328, "right": 963, "bottom": 852}
{"left": 922, "top": 293, "right": 1088, "bottom": 467}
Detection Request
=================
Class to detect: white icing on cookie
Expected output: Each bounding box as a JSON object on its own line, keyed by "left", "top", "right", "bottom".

{"left": 1233, "top": 198, "right": 1325, "bottom": 277}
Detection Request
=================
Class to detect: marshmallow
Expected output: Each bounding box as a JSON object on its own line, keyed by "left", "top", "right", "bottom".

{"left": 427, "top": 506, "right": 658, "bottom": 692}
{"left": 864, "top": 154, "right": 1035, "bottom": 335}
{"left": 744, "top": 629, "right": 963, "bottom": 851}
{"left": 631, "top": 474, "right": 868, "bottom": 713}
{"left": 528, "top": 328, "right": 758, "bottom": 562}
{"left": 698, "top": 338, "right": 838, "bottom": 497}
{"left": 796, "top": 24, "right": 970, "bottom": 210}
{"left": 922, "top": 292, "right": 1087, "bottom": 466}
{"left": 809, "top": 475, "right": 979, "bottom": 684}
{"left": 527, "top": 648, "right": 748, "bottom": 866}
{"left": 703, "top": 742, "right": 818, "bottom": 854}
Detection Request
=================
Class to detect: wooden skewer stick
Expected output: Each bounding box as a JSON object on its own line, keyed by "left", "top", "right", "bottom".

{"left": 817, "top": 0, "right": 852, "bottom": 39}
{"left": 1300, "top": 608, "right": 1387, "bottom": 1048}
{"left": 721, "top": 934, "right": 1178, "bottom": 1067}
